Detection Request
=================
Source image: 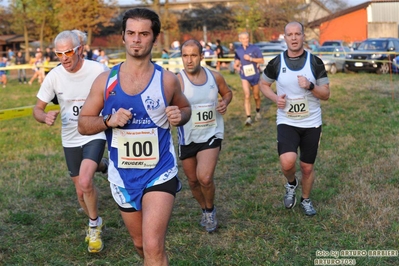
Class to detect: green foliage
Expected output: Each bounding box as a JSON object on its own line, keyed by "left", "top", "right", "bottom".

{"left": 178, "top": 4, "right": 235, "bottom": 32}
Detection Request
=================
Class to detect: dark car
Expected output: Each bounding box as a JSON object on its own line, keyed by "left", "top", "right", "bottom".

{"left": 322, "top": 40, "right": 347, "bottom": 47}
{"left": 344, "top": 38, "right": 399, "bottom": 74}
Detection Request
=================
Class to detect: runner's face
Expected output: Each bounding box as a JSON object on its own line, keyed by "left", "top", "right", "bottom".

{"left": 239, "top": 34, "right": 249, "bottom": 46}
{"left": 55, "top": 41, "right": 82, "bottom": 73}
{"left": 284, "top": 23, "right": 304, "bottom": 54}
{"left": 181, "top": 44, "right": 203, "bottom": 74}
{"left": 123, "top": 18, "right": 155, "bottom": 59}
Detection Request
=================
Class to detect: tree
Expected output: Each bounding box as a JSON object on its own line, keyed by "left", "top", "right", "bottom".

{"left": 233, "top": 0, "right": 263, "bottom": 43}
{"left": 178, "top": 4, "right": 235, "bottom": 32}
{"left": 9, "top": 0, "right": 36, "bottom": 60}
{"left": 54, "top": 0, "right": 118, "bottom": 45}
{"left": 0, "top": 6, "right": 14, "bottom": 35}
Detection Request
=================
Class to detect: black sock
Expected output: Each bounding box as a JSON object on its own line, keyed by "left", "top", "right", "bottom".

{"left": 288, "top": 179, "right": 297, "bottom": 186}
{"left": 301, "top": 197, "right": 308, "bottom": 202}
{"left": 247, "top": 115, "right": 251, "bottom": 118}
{"left": 90, "top": 216, "right": 98, "bottom": 222}
{"left": 205, "top": 206, "right": 214, "bottom": 212}
{"left": 256, "top": 108, "right": 260, "bottom": 113}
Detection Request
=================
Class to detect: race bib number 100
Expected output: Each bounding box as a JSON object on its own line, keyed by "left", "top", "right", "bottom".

{"left": 112, "top": 128, "right": 159, "bottom": 169}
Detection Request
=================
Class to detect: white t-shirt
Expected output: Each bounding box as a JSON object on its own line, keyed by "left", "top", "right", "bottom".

{"left": 36, "top": 60, "right": 108, "bottom": 147}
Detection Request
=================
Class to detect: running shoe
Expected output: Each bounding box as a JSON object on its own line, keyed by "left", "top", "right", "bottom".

{"left": 255, "top": 112, "right": 261, "bottom": 122}
{"left": 284, "top": 178, "right": 298, "bottom": 209}
{"left": 200, "top": 211, "right": 207, "bottom": 227}
{"left": 87, "top": 217, "right": 104, "bottom": 253}
{"left": 245, "top": 117, "right": 252, "bottom": 126}
{"left": 205, "top": 208, "right": 218, "bottom": 233}
{"left": 300, "top": 198, "right": 317, "bottom": 216}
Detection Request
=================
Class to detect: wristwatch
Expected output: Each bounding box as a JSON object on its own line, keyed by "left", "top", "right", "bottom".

{"left": 308, "top": 82, "right": 315, "bottom": 91}
{"left": 103, "top": 114, "right": 112, "bottom": 128}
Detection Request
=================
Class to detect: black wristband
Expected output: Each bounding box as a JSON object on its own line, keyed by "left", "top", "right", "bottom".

{"left": 103, "top": 114, "right": 111, "bottom": 128}
{"left": 308, "top": 82, "right": 315, "bottom": 91}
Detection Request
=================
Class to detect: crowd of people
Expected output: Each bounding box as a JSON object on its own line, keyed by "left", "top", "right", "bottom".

{"left": 1, "top": 7, "right": 331, "bottom": 264}
{"left": 1, "top": 43, "right": 110, "bottom": 88}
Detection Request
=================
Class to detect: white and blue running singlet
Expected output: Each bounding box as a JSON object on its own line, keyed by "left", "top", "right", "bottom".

{"left": 102, "top": 63, "right": 178, "bottom": 194}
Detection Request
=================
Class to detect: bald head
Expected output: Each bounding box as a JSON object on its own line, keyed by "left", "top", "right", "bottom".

{"left": 284, "top": 22, "right": 304, "bottom": 35}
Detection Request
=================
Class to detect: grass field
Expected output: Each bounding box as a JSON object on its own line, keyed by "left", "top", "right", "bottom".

{"left": 1, "top": 70, "right": 399, "bottom": 265}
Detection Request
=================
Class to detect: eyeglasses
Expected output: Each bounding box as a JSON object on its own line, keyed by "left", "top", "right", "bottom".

{"left": 54, "top": 46, "right": 80, "bottom": 58}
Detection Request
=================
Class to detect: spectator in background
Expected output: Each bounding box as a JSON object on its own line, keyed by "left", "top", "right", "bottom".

{"left": 28, "top": 52, "right": 45, "bottom": 86}
{"left": 203, "top": 44, "right": 214, "bottom": 66}
{"left": 15, "top": 51, "right": 27, "bottom": 84}
{"left": 84, "top": 44, "right": 93, "bottom": 60}
{"left": 96, "top": 49, "right": 109, "bottom": 66}
{"left": 172, "top": 40, "right": 180, "bottom": 50}
{"left": 161, "top": 48, "right": 169, "bottom": 70}
{"left": 215, "top": 39, "right": 224, "bottom": 71}
{"left": 44, "top": 47, "right": 56, "bottom": 62}
{"left": 0, "top": 57, "right": 8, "bottom": 88}
{"left": 43, "top": 55, "right": 52, "bottom": 76}
{"left": 92, "top": 49, "right": 99, "bottom": 61}
{"left": 228, "top": 43, "right": 235, "bottom": 55}
{"left": 7, "top": 48, "right": 15, "bottom": 60}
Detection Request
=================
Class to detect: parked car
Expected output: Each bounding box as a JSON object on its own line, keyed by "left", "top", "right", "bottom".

{"left": 322, "top": 40, "right": 347, "bottom": 47}
{"left": 255, "top": 40, "right": 287, "bottom": 50}
{"left": 351, "top": 41, "right": 363, "bottom": 50}
{"left": 313, "top": 45, "right": 351, "bottom": 74}
{"left": 229, "top": 45, "right": 285, "bottom": 74}
{"left": 155, "top": 45, "right": 225, "bottom": 74}
{"left": 344, "top": 37, "right": 399, "bottom": 74}
{"left": 393, "top": 55, "right": 399, "bottom": 74}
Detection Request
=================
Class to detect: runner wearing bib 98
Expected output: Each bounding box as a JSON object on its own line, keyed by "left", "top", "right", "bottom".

{"left": 259, "top": 21, "right": 330, "bottom": 216}
{"left": 233, "top": 32, "right": 264, "bottom": 126}
{"left": 78, "top": 8, "right": 191, "bottom": 264}
{"left": 177, "top": 39, "right": 232, "bottom": 233}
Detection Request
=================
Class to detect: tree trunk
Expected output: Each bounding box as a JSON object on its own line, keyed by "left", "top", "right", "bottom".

{"left": 40, "top": 17, "right": 46, "bottom": 52}
{"left": 152, "top": 0, "right": 161, "bottom": 54}
{"left": 163, "top": 0, "right": 170, "bottom": 50}
{"left": 23, "top": 24, "right": 30, "bottom": 62}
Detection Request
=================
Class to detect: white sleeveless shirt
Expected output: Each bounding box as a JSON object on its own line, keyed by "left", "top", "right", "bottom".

{"left": 276, "top": 52, "right": 322, "bottom": 127}
{"left": 178, "top": 67, "right": 224, "bottom": 145}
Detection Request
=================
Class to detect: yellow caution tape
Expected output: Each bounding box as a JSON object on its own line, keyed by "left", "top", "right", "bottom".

{"left": 0, "top": 63, "right": 59, "bottom": 71}
{"left": 0, "top": 104, "right": 60, "bottom": 121}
